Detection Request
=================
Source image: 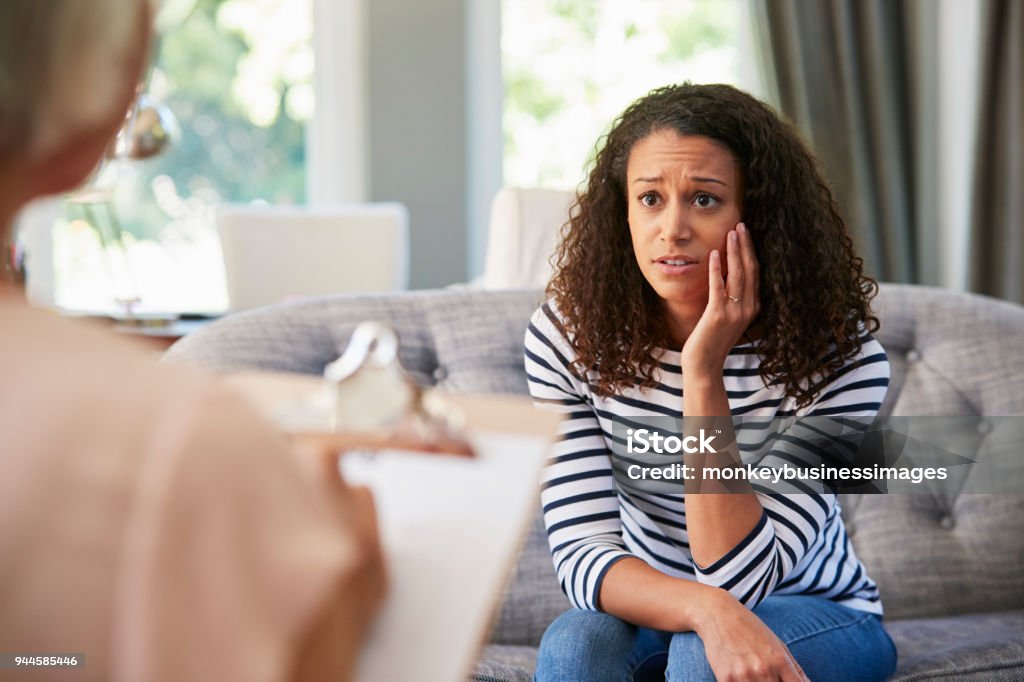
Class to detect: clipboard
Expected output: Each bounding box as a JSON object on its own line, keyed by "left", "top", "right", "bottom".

{"left": 222, "top": 324, "right": 560, "bottom": 682}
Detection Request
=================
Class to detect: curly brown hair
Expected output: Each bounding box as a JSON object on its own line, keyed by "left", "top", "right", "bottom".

{"left": 548, "top": 83, "right": 879, "bottom": 409}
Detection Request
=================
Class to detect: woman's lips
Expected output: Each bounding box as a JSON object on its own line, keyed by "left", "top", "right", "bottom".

{"left": 654, "top": 260, "right": 700, "bottom": 276}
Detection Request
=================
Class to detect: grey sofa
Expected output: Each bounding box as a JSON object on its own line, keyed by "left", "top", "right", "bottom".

{"left": 167, "top": 283, "right": 1024, "bottom": 681}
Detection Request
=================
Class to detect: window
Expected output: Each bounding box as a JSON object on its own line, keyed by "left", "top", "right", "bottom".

{"left": 52, "top": 0, "right": 313, "bottom": 313}
{"left": 502, "top": 0, "right": 756, "bottom": 191}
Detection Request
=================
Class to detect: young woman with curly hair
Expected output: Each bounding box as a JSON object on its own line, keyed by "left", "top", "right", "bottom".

{"left": 525, "top": 83, "right": 898, "bottom": 681}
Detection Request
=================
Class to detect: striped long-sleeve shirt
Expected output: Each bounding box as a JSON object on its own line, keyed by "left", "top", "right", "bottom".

{"left": 524, "top": 301, "right": 890, "bottom": 617}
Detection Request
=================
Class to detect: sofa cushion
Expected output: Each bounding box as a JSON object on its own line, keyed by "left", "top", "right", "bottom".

{"left": 840, "top": 284, "right": 1024, "bottom": 621}
{"left": 420, "top": 289, "right": 544, "bottom": 394}
{"left": 167, "top": 289, "right": 543, "bottom": 391}
{"left": 469, "top": 645, "right": 538, "bottom": 682}
{"left": 886, "top": 610, "right": 1024, "bottom": 681}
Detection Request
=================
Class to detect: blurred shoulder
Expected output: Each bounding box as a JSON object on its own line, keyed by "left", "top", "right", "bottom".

{"left": 0, "top": 299, "right": 207, "bottom": 411}
{"left": 528, "top": 298, "right": 573, "bottom": 342}
{"left": 847, "top": 327, "right": 890, "bottom": 373}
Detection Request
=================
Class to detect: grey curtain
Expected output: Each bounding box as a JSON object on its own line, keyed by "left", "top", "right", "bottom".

{"left": 968, "top": 0, "right": 1024, "bottom": 301}
{"left": 753, "top": 0, "right": 932, "bottom": 284}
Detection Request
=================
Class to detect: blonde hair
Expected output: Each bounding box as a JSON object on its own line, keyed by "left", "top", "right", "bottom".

{"left": 0, "top": 0, "right": 151, "bottom": 159}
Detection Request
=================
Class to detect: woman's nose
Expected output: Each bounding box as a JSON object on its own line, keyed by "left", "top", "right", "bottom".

{"left": 659, "top": 202, "right": 692, "bottom": 242}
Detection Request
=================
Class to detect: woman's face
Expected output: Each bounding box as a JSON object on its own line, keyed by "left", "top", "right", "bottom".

{"left": 626, "top": 129, "right": 743, "bottom": 313}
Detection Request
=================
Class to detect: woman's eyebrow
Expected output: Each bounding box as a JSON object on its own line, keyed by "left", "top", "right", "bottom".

{"left": 689, "top": 175, "right": 728, "bottom": 187}
{"left": 632, "top": 175, "right": 663, "bottom": 184}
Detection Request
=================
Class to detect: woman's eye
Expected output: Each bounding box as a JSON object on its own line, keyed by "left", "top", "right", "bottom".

{"left": 639, "top": 192, "right": 659, "bottom": 207}
{"left": 693, "top": 193, "right": 719, "bottom": 209}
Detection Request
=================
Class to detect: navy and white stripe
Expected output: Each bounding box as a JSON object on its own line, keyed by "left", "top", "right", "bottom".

{"left": 525, "top": 301, "right": 890, "bottom": 616}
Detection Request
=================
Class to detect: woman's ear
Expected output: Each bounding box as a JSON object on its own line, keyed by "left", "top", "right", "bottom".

{"left": 20, "top": 123, "right": 119, "bottom": 199}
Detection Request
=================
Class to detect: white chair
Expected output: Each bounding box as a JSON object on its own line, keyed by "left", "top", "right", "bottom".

{"left": 216, "top": 204, "right": 409, "bottom": 310}
{"left": 482, "top": 186, "right": 574, "bottom": 290}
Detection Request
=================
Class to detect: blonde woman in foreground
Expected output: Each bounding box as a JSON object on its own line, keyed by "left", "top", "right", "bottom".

{"left": 0, "top": 2, "right": 385, "bottom": 680}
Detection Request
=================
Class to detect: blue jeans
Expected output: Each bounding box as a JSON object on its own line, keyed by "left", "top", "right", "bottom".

{"left": 534, "top": 595, "right": 898, "bottom": 681}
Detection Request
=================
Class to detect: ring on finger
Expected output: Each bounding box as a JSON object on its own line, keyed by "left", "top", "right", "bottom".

{"left": 727, "top": 294, "right": 741, "bottom": 303}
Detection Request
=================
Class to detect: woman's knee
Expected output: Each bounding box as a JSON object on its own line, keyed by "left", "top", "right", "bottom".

{"left": 535, "top": 609, "right": 636, "bottom": 680}
{"left": 751, "top": 596, "right": 897, "bottom": 682}
{"left": 541, "top": 608, "right": 634, "bottom": 648}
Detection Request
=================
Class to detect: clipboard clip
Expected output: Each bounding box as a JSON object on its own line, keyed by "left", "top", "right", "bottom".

{"left": 319, "top": 322, "right": 473, "bottom": 457}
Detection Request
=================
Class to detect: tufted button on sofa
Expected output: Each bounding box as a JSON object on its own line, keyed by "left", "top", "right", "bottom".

{"left": 167, "top": 283, "right": 1024, "bottom": 681}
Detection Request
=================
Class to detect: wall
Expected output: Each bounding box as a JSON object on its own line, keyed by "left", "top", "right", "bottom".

{"left": 367, "top": 0, "right": 468, "bottom": 289}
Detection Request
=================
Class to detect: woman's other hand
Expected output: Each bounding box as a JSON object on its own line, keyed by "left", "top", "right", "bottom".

{"left": 681, "top": 223, "right": 761, "bottom": 373}
{"left": 696, "top": 589, "right": 809, "bottom": 682}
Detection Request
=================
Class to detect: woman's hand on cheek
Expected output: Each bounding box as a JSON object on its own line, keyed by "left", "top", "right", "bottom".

{"left": 681, "top": 223, "right": 761, "bottom": 375}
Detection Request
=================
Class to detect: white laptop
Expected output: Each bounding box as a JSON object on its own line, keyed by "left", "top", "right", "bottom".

{"left": 216, "top": 204, "right": 409, "bottom": 310}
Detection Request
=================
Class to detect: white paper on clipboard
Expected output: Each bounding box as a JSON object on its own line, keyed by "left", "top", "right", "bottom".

{"left": 342, "top": 429, "right": 550, "bottom": 682}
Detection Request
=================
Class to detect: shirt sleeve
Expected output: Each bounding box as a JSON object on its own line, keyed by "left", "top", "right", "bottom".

{"left": 690, "top": 337, "right": 890, "bottom": 608}
{"left": 524, "top": 303, "right": 633, "bottom": 611}
{"left": 112, "top": 382, "right": 360, "bottom": 682}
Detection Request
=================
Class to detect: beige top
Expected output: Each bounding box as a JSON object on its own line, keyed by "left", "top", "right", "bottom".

{"left": 0, "top": 294, "right": 358, "bottom": 681}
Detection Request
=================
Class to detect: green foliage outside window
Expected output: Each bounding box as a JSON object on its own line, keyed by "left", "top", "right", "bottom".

{"left": 53, "top": 0, "right": 310, "bottom": 312}
{"left": 503, "top": 0, "right": 743, "bottom": 190}
{"left": 123, "top": 0, "right": 311, "bottom": 240}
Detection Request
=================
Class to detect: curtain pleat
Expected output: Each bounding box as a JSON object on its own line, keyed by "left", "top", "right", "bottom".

{"left": 758, "top": 0, "right": 1023, "bottom": 301}
{"left": 756, "top": 0, "right": 921, "bottom": 283}
{"left": 968, "top": 0, "right": 1024, "bottom": 302}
